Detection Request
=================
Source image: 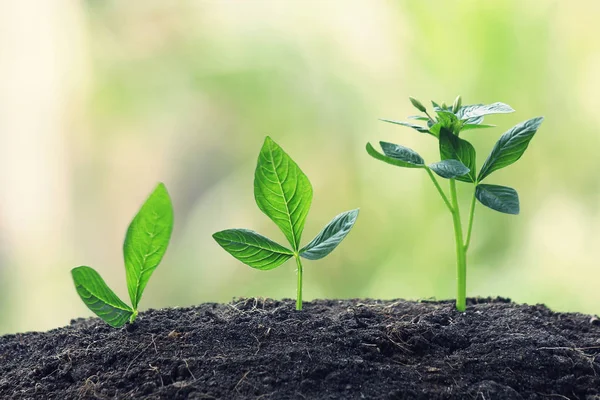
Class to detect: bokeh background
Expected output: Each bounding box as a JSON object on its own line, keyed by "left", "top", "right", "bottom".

{"left": 1, "top": 1, "right": 599, "bottom": 334}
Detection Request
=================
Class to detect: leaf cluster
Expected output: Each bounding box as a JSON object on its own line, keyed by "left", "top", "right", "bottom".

{"left": 368, "top": 96, "right": 544, "bottom": 215}
{"left": 71, "top": 183, "right": 174, "bottom": 327}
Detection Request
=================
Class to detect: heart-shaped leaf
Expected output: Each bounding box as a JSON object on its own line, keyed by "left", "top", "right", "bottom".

{"left": 254, "top": 137, "right": 313, "bottom": 251}
{"left": 124, "top": 183, "right": 174, "bottom": 309}
{"left": 439, "top": 128, "right": 477, "bottom": 183}
{"left": 429, "top": 160, "right": 470, "bottom": 179}
{"left": 366, "top": 142, "right": 424, "bottom": 169}
{"left": 478, "top": 117, "right": 544, "bottom": 182}
{"left": 379, "top": 119, "right": 430, "bottom": 134}
{"left": 457, "top": 102, "right": 514, "bottom": 120}
{"left": 213, "top": 229, "right": 294, "bottom": 270}
{"left": 300, "top": 209, "right": 359, "bottom": 260}
{"left": 475, "top": 184, "right": 520, "bottom": 215}
{"left": 71, "top": 266, "right": 134, "bottom": 328}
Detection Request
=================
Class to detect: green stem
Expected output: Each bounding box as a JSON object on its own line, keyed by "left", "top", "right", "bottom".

{"left": 425, "top": 167, "right": 453, "bottom": 213}
{"left": 295, "top": 254, "right": 303, "bottom": 311}
{"left": 464, "top": 188, "right": 477, "bottom": 251}
{"left": 449, "top": 179, "right": 467, "bottom": 312}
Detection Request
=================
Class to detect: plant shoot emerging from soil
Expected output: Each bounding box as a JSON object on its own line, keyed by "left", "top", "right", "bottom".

{"left": 367, "top": 97, "right": 543, "bottom": 311}
{"left": 213, "top": 136, "right": 359, "bottom": 310}
{"left": 71, "top": 183, "right": 174, "bottom": 327}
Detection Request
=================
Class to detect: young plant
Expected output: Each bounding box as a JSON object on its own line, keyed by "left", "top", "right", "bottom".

{"left": 71, "top": 183, "right": 174, "bottom": 327}
{"left": 213, "top": 136, "right": 359, "bottom": 311}
{"left": 367, "top": 96, "right": 543, "bottom": 311}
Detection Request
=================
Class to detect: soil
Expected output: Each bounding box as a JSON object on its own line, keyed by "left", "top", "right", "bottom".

{"left": 1, "top": 298, "right": 599, "bottom": 400}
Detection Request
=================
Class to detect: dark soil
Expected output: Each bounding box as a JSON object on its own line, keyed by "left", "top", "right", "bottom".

{"left": 1, "top": 298, "right": 600, "bottom": 400}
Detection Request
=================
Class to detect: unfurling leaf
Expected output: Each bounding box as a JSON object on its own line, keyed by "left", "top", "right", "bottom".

{"left": 478, "top": 117, "right": 544, "bottom": 182}
{"left": 124, "top": 183, "right": 174, "bottom": 309}
{"left": 300, "top": 209, "right": 359, "bottom": 260}
{"left": 366, "top": 142, "right": 424, "bottom": 169}
{"left": 457, "top": 102, "right": 514, "bottom": 120}
{"left": 213, "top": 229, "right": 293, "bottom": 270}
{"left": 439, "top": 128, "right": 477, "bottom": 183}
{"left": 429, "top": 160, "right": 470, "bottom": 179}
{"left": 254, "top": 136, "right": 313, "bottom": 251}
{"left": 475, "top": 184, "right": 520, "bottom": 215}
{"left": 71, "top": 266, "right": 134, "bottom": 328}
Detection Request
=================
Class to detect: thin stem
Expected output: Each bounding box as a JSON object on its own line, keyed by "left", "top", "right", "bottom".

{"left": 424, "top": 111, "right": 436, "bottom": 124}
{"left": 425, "top": 167, "right": 453, "bottom": 213}
{"left": 449, "top": 179, "right": 467, "bottom": 312}
{"left": 295, "top": 254, "right": 303, "bottom": 311}
{"left": 464, "top": 188, "right": 477, "bottom": 251}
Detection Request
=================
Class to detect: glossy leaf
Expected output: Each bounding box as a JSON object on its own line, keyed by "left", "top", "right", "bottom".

{"left": 475, "top": 184, "right": 520, "bottom": 215}
{"left": 71, "top": 266, "right": 134, "bottom": 328}
{"left": 366, "top": 142, "right": 424, "bottom": 169}
{"left": 254, "top": 136, "right": 313, "bottom": 251}
{"left": 439, "top": 128, "right": 477, "bottom": 183}
{"left": 478, "top": 117, "right": 544, "bottom": 182}
{"left": 380, "top": 119, "right": 430, "bottom": 134}
{"left": 213, "top": 229, "right": 293, "bottom": 270}
{"left": 300, "top": 209, "right": 359, "bottom": 260}
{"left": 457, "top": 103, "right": 514, "bottom": 120}
{"left": 124, "top": 183, "right": 174, "bottom": 309}
{"left": 429, "top": 160, "right": 470, "bottom": 179}
{"left": 461, "top": 123, "right": 496, "bottom": 131}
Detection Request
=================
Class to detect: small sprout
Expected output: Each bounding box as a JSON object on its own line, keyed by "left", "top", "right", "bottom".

{"left": 368, "top": 97, "right": 543, "bottom": 312}
{"left": 213, "top": 136, "right": 359, "bottom": 311}
{"left": 409, "top": 96, "right": 427, "bottom": 113}
{"left": 71, "top": 183, "right": 174, "bottom": 327}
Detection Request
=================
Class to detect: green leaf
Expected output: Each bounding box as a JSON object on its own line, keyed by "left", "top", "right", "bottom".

{"left": 300, "top": 209, "right": 359, "bottom": 260}
{"left": 71, "top": 266, "right": 134, "bottom": 328}
{"left": 407, "top": 115, "right": 429, "bottom": 121}
{"left": 213, "top": 229, "right": 294, "bottom": 270}
{"left": 254, "top": 136, "right": 313, "bottom": 251}
{"left": 379, "top": 119, "right": 430, "bottom": 134}
{"left": 457, "top": 102, "right": 514, "bottom": 120}
{"left": 461, "top": 123, "right": 496, "bottom": 131}
{"left": 366, "top": 142, "right": 424, "bottom": 169}
{"left": 475, "top": 184, "right": 520, "bottom": 215}
{"left": 429, "top": 160, "right": 470, "bottom": 179}
{"left": 124, "top": 183, "right": 174, "bottom": 310}
{"left": 439, "top": 128, "right": 477, "bottom": 183}
{"left": 477, "top": 117, "right": 544, "bottom": 182}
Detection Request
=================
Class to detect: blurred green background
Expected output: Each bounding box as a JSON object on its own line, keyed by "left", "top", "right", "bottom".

{"left": 1, "top": 1, "right": 599, "bottom": 334}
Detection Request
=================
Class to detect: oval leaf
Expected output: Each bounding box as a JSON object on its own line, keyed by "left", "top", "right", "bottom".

{"left": 213, "top": 229, "right": 293, "bottom": 270}
{"left": 429, "top": 160, "right": 470, "bottom": 179}
{"left": 380, "top": 141, "right": 425, "bottom": 166}
{"left": 254, "top": 137, "right": 313, "bottom": 251}
{"left": 366, "top": 142, "right": 424, "bottom": 169}
{"left": 439, "top": 128, "right": 477, "bottom": 183}
{"left": 457, "top": 102, "right": 514, "bottom": 120}
{"left": 475, "top": 184, "right": 520, "bottom": 215}
{"left": 379, "top": 119, "right": 431, "bottom": 134}
{"left": 124, "top": 183, "right": 174, "bottom": 309}
{"left": 478, "top": 117, "right": 544, "bottom": 182}
{"left": 71, "top": 266, "right": 134, "bottom": 328}
{"left": 300, "top": 209, "right": 359, "bottom": 260}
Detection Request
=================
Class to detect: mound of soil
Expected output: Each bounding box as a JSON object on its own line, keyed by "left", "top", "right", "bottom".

{"left": 1, "top": 298, "right": 599, "bottom": 399}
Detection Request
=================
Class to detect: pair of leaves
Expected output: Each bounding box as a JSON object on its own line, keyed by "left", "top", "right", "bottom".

{"left": 366, "top": 141, "right": 470, "bottom": 180}
{"left": 71, "top": 183, "right": 174, "bottom": 327}
{"left": 213, "top": 137, "right": 359, "bottom": 271}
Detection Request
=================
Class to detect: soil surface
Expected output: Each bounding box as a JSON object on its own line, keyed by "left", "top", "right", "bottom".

{"left": 1, "top": 298, "right": 599, "bottom": 400}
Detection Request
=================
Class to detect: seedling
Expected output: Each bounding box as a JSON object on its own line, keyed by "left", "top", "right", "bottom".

{"left": 367, "top": 96, "right": 543, "bottom": 311}
{"left": 71, "top": 183, "right": 174, "bottom": 327}
{"left": 213, "top": 136, "right": 359, "bottom": 310}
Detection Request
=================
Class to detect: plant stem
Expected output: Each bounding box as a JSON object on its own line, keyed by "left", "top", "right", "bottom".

{"left": 425, "top": 167, "right": 453, "bottom": 213}
{"left": 464, "top": 189, "right": 477, "bottom": 251}
{"left": 294, "top": 254, "right": 303, "bottom": 311}
{"left": 449, "top": 179, "right": 467, "bottom": 312}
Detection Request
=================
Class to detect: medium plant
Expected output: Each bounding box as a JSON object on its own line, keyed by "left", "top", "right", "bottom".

{"left": 367, "top": 96, "right": 543, "bottom": 311}
{"left": 71, "top": 183, "right": 174, "bottom": 327}
{"left": 213, "top": 136, "right": 359, "bottom": 310}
